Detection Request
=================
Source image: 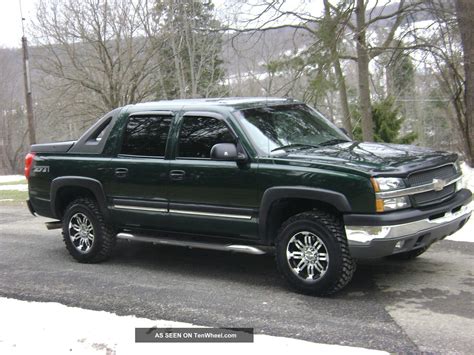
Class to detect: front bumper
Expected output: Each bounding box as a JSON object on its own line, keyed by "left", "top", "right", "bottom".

{"left": 344, "top": 189, "right": 472, "bottom": 258}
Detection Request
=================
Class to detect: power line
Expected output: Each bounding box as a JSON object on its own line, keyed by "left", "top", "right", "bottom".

{"left": 395, "top": 99, "right": 450, "bottom": 102}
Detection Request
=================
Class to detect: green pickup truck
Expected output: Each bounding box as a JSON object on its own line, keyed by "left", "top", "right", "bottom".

{"left": 26, "top": 98, "right": 472, "bottom": 295}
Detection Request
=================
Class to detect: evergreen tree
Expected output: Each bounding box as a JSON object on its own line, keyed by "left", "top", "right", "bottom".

{"left": 387, "top": 45, "right": 415, "bottom": 97}
{"left": 353, "top": 97, "right": 417, "bottom": 144}
{"left": 154, "top": 0, "right": 226, "bottom": 99}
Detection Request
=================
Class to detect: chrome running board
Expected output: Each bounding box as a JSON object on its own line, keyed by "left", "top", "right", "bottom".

{"left": 116, "top": 232, "right": 268, "bottom": 255}
{"left": 45, "top": 221, "right": 62, "bottom": 230}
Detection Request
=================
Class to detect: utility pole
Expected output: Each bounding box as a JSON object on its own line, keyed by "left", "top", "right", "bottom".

{"left": 20, "top": 0, "right": 36, "bottom": 145}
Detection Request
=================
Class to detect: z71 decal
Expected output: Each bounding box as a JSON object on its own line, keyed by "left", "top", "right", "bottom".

{"left": 33, "top": 166, "right": 50, "bottom": 173}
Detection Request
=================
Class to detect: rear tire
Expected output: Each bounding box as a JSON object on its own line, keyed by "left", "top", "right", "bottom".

{"left": 275, "top": 210, "right": 356, "bottom": 296}
{"left": 62, "top": 197, "right": 116, "bottom": 263}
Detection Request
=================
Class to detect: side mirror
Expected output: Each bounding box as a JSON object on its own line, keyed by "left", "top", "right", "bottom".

{"left": 210, "top": 143, "right": 247, "bottom": 162}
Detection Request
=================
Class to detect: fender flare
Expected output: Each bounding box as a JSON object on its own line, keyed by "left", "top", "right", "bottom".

{"left": 50, "top": 176, "right": 109, "bottom": 220}
{"left": 258, "top": 186, "right": 352, "bottom": 244}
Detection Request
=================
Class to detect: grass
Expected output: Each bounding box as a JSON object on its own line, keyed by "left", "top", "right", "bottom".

{"left": 0, "top": 189, "right": 28, "bottom": 203}
{"left": 0, "top": 177, "right": 27, "bottom": 203}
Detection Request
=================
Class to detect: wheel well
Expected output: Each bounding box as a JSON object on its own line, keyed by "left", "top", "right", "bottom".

{"left": 55, "top": 186, "right": 96, "bottom": 219}
{"left": 264, "top": 198, "right": 340, "bottom": 245}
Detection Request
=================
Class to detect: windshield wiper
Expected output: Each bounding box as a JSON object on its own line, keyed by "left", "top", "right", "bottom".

{"left": 318, "top": 138, "right": 350, "bottom": 146}
{"left": 271, "top": 143, "right": 320, "bottom": 153}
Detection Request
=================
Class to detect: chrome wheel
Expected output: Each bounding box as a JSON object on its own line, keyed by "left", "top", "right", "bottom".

{"left": 68, "top": 212, "right": 95, "bottom": 253}
{"left": 286, "top": 231, "right": 329, "bottom": 281}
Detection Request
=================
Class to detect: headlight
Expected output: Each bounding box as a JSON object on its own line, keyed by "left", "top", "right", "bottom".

{"left": 371, "top": 177, "right": 406, "bottom": 191}
{"left": 371, "top": 177, "right": 411, "bottom": 212}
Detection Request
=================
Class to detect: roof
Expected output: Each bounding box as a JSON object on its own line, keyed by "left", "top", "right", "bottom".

{"left": 129, "top": 97, "right": 300, "bottom": 112}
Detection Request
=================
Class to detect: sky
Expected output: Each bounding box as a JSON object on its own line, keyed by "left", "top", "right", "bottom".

{"left": 0, "top": 0, "right": 390, "bottom": 49}
{"left": 0, "top": 0, "right": 37, "bottom": 48}
{"left": 0, "top": 0, "right": 329, "bottom": 49}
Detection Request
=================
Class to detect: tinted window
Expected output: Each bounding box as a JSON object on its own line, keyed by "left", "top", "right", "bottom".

{"left": 178, "top": 116, "right": 235, "bottom": 158}
{"left": 121, "top": 115, "right": 172, "bottom": 156}
{"left": 237, "top": 104, "right": 348, "bottom": 155}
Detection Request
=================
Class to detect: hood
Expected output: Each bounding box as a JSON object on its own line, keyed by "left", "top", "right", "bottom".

{"left": 277, "top": 142, "right": 457, "bottom": 176}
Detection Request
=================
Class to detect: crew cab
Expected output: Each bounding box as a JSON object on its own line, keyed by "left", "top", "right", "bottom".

{"left": 25, "top": 98, "right": 472, "bottom": 295}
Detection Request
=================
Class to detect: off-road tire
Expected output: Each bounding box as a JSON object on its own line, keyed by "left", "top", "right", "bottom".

{"left": 275, "top": 210, "right": 356, "bottom": 296}
{"left": 62, "top": 197, "right": 116, "bottom": 263}
{"left": 387, "top": 246, "right": 429, "bottom": 260}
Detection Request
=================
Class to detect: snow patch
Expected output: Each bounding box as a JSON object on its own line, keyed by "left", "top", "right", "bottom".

{"left": 445, "top": 162, "right": 473, "bottom": 243}
{"left": 460, "top": 162, "right": 474, "bottom": 191}
{"left": 0, "top": 297, "right": 386, "bottom": 355}
{"left": 0, "top": 175, "right": 25, "bottom": 183}
{"left": 0, "top": 184, "right": 28, "bottom": 191}
{"left": 445, "top": 218, "right": 472, "bottom": 242}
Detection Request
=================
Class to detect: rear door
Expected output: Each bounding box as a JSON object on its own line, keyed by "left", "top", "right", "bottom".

{"left": 166, "top": 112, "right": 259, "bottom": 239}
{"left": 106, "top": 112, "right": 173, "bottom": 229}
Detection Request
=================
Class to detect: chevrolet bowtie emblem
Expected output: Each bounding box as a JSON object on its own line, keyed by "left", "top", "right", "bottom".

{"left": 432, "top": 178, "right": 446, "bottom": 191}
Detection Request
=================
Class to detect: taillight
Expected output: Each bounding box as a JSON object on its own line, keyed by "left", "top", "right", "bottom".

{"left": 24, "top": 152, "right": 36, "bottom": 179}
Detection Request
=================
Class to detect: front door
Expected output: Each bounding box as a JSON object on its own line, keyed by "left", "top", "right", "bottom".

{"left": 167, "top": 113, "right": 259, "bottom": 240}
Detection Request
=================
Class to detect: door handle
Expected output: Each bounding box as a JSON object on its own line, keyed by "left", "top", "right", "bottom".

{"left": 169, "top": 170, "right": 185, "bottom": 181}
{"left": 115, "top": 168, "right": 128, "bottom": 178}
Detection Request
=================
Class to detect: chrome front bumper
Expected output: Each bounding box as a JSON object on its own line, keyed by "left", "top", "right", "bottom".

{"left": 345, "top": 203, "right": 472, "bottom": 258}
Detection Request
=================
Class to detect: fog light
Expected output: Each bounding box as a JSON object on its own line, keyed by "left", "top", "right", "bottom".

{"left": 375, "top": 196, "right": 411, "bottom": 212}
{"left": 394, "top": 241, "right": 404, "bottom": 250}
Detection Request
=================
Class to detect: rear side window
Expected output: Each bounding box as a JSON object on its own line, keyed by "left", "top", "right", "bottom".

{"left": 87, "top": 116, "right": 112, "bottom": 144}
{"left": 177, "top": 116, "right": 235, "bottom": 158}
{"left": 121, "top": 115, "right": 172, "bottom": 157}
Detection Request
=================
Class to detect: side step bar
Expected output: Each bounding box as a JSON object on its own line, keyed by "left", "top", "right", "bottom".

{"left": 116, "top": 232, "right": 268, "bottom": 255}
{"left": 45, "top": 221, "right": 62, "bottom": 230}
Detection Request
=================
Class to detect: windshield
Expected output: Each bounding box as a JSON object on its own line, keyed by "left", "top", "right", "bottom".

{"left": 236, "top": 104, "right": 350, "bottom": 155}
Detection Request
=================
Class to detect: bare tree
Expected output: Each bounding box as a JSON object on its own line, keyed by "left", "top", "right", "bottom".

{"left": 224, "top": 28, "right": 309, "bottom": 98}
{"left": 224, "top": 1, "right": 355, "bottom": 132}
{"left": 455, "top": 0, "right": 474, "bottom": 165}
{"left": 0, "top": 48, "right": 29, "bottom": 174}
{"left": 225, "top": 1, "right": 420, "bottom": 140}
{"left": 401, "top": 0, "right": 473, "bottom": 163}
{"left": 354, "top": 0, "right": 374, "bottom": 141}
{"left": 349, "top": 0, "right": 420, "bottom": 141}
{"left": 323, "top": 0, "right": 353, "bottom": 136}
{"left": 31, "top": 0, "right": 163, "bottom": 122}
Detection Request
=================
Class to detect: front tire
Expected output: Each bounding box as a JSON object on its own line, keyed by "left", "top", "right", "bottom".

{"left": 275, "top": 210, "right": 356, "bottom": 296}
{"left": 62, "top": 197, "right": 116, "bottom": 263}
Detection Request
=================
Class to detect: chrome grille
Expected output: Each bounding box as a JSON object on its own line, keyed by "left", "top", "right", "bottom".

{"left": 408, "top": 165, "right": 456, "bottom": 186}
{"left": 408, "top": 164, "right": 458, "bottom": 206}
{"left": 412, "top": 184, "right": 456, "bottom": 205}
